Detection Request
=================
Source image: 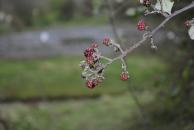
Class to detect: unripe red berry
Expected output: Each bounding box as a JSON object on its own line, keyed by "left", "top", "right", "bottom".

{"left": 102, "top": 37, "right": 110, "bottom": 46}
{"left": 184, "top": 20, "right": 191, "bottom": 28}
{"left": 86, "top": 56, "right": 94, "bottom": 65}
{"left": 143, "top": 0, "right": 151, "bottom": 7}
{"left": 84, "top": 48, "right": 94, "bottom": 58}
{"left": 120, "top": 71, "right": 129, "bottom": 81}
{"left": 86, "top": 79, "right": 98, "bottom": 89}
{"left": 86, "top": 80, "right": 96, "bottom": 89}
{"left": 137, "top": 20, "right": 146, "bottom": 31}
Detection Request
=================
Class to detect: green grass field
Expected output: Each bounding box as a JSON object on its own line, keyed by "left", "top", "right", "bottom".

{"left": 0, "top": 55, "right": 168, "bottom": 99}
{"left": 0, "top": 92, "right": 154, "bottom": 130}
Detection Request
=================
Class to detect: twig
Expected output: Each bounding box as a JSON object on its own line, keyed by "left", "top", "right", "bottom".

{"left": 105, "top": 1, "right": 194, "bottom": 67}
{"left": 106, "top": 2, "right": 151, "bottom": 130}
{"left": 80, "top": 1, "right": 194, "bottom": 95}
{"left": 112, "top": 0, "right": 131, "bottom": 16}
{"left": 100, "top": 55, "right": 112, "bottom": 62}
{"left": 106, "top": 0, "right": 122, "bottom": 44}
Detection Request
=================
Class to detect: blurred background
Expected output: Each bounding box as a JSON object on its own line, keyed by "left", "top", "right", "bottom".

{"left": 0, "top": 0, "right": 193, "bottom": 130}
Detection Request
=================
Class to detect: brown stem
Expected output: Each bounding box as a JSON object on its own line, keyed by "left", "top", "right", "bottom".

{"left": 111, "top": 1, "right": 194, "bottom": 62}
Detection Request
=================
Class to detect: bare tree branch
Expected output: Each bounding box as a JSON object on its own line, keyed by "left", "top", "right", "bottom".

{"left": 104, "top": 1, "right": 194, "bottom": 68}
{"left": 106, "top": 0, "right": 122, "bottom": 44}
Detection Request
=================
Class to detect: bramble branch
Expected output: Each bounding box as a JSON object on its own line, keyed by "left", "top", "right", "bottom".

{"left": 80, "top": 1, "right": 194, "bottom": 89}
{"left": 107, "top": 1, "right": 194, "bottom": 67}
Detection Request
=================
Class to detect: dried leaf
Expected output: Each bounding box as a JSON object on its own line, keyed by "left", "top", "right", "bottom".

{"left": 189, "top": 26, "right": 194, "bottom": 40}
{"left": 155, "top": 0, "right": 174, "bottom": 14}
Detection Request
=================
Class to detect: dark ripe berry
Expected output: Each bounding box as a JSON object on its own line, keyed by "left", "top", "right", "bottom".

{"left": 86, "top": 79, "right": 98, "bottom": 89}
{"left": 84, "top": 48, "right": 94, "bottom": 57}
{"left": 102, "top": 37, "right": 110, "bottom": 46}
{"left": 120, "top": 71, "right": 129, "bottom": 81}
{"left": 184, "top": 20, "right": 191, "bottom": 28}
{"left": 143, "top": 0, "right": 151, "bottom": 7}
{"left": 137, "top": 20, "right": 146, "bottom": 31}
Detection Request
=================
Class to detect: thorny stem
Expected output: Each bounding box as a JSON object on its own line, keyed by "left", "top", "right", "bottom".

{"left": 152, "top": 1, "right": 194, "bottom": 35}
{"left": 104, "top": 1, "right": 194, "bottom": 69}
{"left": 114, "top": 42, "right": 127, "bottom": 70}
{"left": 82, "top": 1, "right": 194, "bottom": 88}
{"left": 103, "top": 3, "right": 194, "bottom": 130}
